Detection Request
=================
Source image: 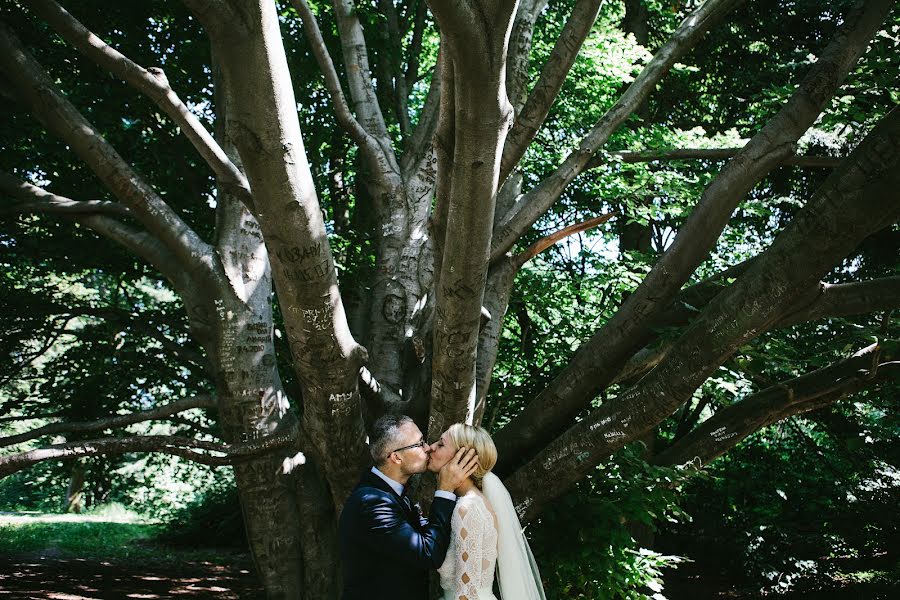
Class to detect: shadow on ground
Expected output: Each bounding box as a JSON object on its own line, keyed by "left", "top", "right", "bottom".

{"left": 0, "top": 553, "right": 265, "bottom": 600}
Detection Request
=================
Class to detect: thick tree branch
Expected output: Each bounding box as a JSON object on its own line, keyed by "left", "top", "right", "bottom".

{"left": 505, "top": 0, "right": 551, "bottom": 114}
{"left": 599, "top": 148, "right": 844, "bottom": 169}
{"left": 0, "top": 171, "right": 187, "bottom": 283}
{"left": 28, "top": 0, "right": 253, "bottom": 210}
{"left": 0, "top": 23, "right": 226, "bottom": 290}
{"left": 0, "top": 428, "right": 300, "bottom": 478}
{"left": 404, "top": 0, "right": 428, "bottom": 89}
{"left": 0, "top": 170, "right": 131, "bottom": 218}
{"left": 330, "top": 0, "right": 398, "bottom": 171}
{"left": 492, "top": 0, "right": 894, "bottom": 468}
{"left": 376, "top": 0, "right": 411, "bottom": 138}
{"left": 492, "top": 0, "right": 747, "bottom": 251}
{"left": 178, "top": 0, "right": 251, "bottom": 41}
{"left": 402, "top": 52, "right": 441, "bottom": 177}
{"left": 290, "top": 0, "right": 393, "bottom": 185}
{"left": 429, "top": 47, "right": 454, "bottom": 288}
{"left": 206, "top": 0, "right": 369, "bottom": 506}
{"left": 499, "top": 0, "right": 604, "bottom": 183}
{"left": 653, "top": 272, "right": 900, "bottom": 336}
{"left": 473, "top": 258, "right": 519, "bottom": 423}
{"left": 427, "top": 0, "right": 520, "bottom": 435}
{"left": 0, "top": 396, "right": 218, "bottom": 448}
{"left": 617, "top": 274, "right": 900, "bottom": 383}
{"left": 504, "top": 104, "right": 900, "bottom": 521}
{"left": 777, "top": 277, "right": 900, "bottom": 328}
{"left": 655, "top": 342, "right": 899, "bottom": 466}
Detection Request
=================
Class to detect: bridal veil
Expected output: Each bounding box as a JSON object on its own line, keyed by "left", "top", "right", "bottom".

{"left": 481, "top": 472, "right": 546, "bottom": 599}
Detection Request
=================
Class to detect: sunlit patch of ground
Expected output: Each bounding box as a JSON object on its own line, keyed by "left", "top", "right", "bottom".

{"left": 0, "top": 512, "right": 263, "bottom": 600}
{"left": 0, "top": 512, "right": 144, "bottom": 525}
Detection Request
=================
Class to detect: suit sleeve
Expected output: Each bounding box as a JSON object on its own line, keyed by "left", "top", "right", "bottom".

{"left": 359, "top": 492, "right": 456, "bottom": 569}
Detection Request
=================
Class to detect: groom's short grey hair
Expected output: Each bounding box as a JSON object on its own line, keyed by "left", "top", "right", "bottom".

{"left": 370, "top": 414, "right": 414, "bottom": 466}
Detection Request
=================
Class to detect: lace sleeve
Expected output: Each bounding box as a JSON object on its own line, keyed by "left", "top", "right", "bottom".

{"left": 451, "top": 497, "right": 494, "bottom": 600}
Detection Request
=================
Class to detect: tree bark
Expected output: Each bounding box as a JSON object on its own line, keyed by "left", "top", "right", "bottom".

{"left": 65, "top": 460, "right": 86, "bottom": 514}
{"left": 425, "top": 0, "right": 519, "bottom": 437}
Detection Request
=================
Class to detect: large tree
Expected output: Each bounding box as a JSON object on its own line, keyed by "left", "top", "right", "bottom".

{"left": 1, "top": 0, "right": 898, "bottom": 597}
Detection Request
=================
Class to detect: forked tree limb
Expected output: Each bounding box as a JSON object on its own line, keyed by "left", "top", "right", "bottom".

{"left": 0, "top": 396, "right": 218, "bottom": 448}
{"left": 330, "top": 0, "right": 398, "bottom": 172}
{"left": 0, "top": 23, "right": 227, "bottom": 291}
{"left": 504, "top": 104, "right": 900, "bottom": 522}
{"left": 401, "top": 53, "right": 441, "bottom": 177}
{"left": 491, "top": 0, "right": 894, "bottom": 469}
{"left": 404, "top": 0, "right": 429, "bottom": 89}
{"left": 0, "top": 172, "right": 187, "bottom": 284}
{"left": 199, "top": 0, "right": 369, "bottom": 507}
{"left": 654, "top": 342, "right": 899, "bottom": 466}
{"left": 0, "top": 171, "right": 132, "bottom": 218}
{"left": 426, "top": 0, "right": 520, "bottom": 435}
{"left": 27, "top": 0, "right": 253, "bottom": 210}
{"left": 376, "top": 0, "right": 412, "bottom": 137}
{"left": 505, "top": 0, "right": 551, "bottom": 114}
{"left": 290, "top": 0, "right": 395, "bottom": 185}
{"left": 492, "top": 0, "right": 747, "bottom": 254}
{"left": 499, "top": 0, "right": 605, "bottom": 183}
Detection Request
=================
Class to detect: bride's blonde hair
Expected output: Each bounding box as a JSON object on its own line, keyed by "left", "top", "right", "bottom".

{"left": 446, "top": 423, "right": 497, "bottom": 490}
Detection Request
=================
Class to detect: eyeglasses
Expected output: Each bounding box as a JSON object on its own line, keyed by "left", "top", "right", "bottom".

{"left": 392, "top": 439, "right": 428, "bottom": 453}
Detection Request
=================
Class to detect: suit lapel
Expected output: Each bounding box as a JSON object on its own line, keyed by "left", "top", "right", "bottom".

{"left": 361, "top": 471, "right": 416, "bottom": 519}
{"left": 362, "top": 470, "right": 403, "bottom": 501}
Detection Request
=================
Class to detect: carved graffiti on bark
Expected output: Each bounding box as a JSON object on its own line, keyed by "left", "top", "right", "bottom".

{"left": 303, "top": 299, "right": 335, "bottom": 332}
{"left": 382, "top": 293, "right": 407, "bottom": 324}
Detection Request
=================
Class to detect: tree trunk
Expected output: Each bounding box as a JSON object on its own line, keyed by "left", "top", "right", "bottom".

{"left": 189, "top": 2, "right": 372, "bottom": 596}
{"left": 64, "top": 460, "right": 86, "bottom": 514}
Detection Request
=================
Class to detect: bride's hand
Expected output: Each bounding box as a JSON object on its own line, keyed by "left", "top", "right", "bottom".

{"left": 437, "top": 447, "right": 478, "bottom": 492}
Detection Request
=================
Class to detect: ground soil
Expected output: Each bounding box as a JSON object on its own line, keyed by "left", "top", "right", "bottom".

{"left": 0, "top": 552, "right": 265, "bottom": 600}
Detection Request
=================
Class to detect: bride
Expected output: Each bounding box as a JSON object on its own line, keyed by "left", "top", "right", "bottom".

{"left": 427, "top": 423, "right": 546, "bottom": 600}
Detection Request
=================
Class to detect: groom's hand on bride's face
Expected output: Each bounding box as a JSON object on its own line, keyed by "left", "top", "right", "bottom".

{"left": 437, "top": 447, "right": 479, "bottom": 492}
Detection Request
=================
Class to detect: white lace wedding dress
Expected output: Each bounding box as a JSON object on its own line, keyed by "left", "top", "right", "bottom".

{"left": 437, "top": 490, "right": 499, "bottom": 600}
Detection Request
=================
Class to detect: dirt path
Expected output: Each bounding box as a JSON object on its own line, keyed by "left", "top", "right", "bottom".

{"left": 0, "top": 553, "right": 265, "bottom": 600}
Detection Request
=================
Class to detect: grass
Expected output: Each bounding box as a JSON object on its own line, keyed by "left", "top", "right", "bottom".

{"left": 833, "top": 567, "right": 900, "bottom": 586}
{"left": 0, "top": 508, "right": 246, "bottom": 564}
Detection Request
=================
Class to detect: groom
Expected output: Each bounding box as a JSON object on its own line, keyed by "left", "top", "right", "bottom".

{"left": 339, "top": 414, "right": 477, "bottom": 600}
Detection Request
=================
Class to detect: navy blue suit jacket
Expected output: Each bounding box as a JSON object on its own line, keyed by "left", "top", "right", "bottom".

{"left": 339, "top": 470, "right": 456, "bottom": 600}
